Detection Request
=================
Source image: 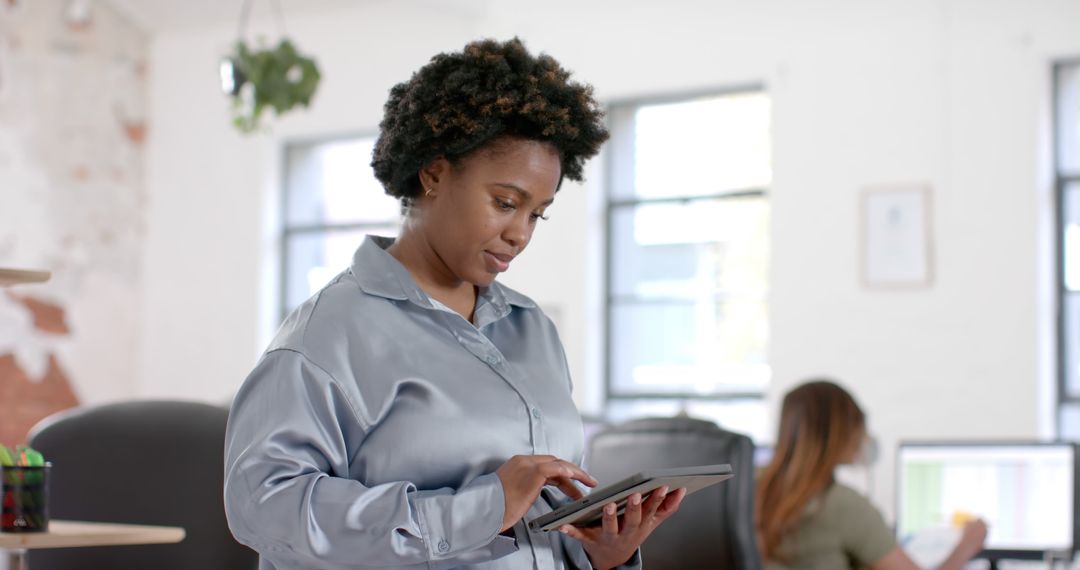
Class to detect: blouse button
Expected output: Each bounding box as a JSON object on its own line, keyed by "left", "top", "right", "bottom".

{"left": 531, "top": 408, "right": 542, "bottom": 419}
{"left": 437, "top": 539, "right": 450, "bottom": 553}
{"left": 486, "top": 355, "right": 500, "bottom": 366}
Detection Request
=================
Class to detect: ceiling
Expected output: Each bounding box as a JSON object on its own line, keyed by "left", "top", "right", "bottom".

{"left": 102, "top": 0, "right": 384, "bottom": 34}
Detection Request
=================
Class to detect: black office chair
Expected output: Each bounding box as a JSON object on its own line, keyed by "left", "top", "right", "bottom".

{"left": 587, "top": 416, "right": 762, "bottom": 570}
{"left": 26, "top": 400, "right": 258, "bottom": 570}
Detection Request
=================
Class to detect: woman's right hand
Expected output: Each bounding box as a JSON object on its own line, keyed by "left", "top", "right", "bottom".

{"left": 927, "top": 519, "right": 989, "bottom": 570}
{"left": 954, "top": 519, "right": 989, "bottom": 559}
{"left": 495, "top": 455, "right": 597, "bottom": 532}
{"left": 875, "top": 519, "right": 989, "bottom": 570}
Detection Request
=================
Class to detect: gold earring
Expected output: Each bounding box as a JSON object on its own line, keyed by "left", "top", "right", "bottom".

{"left": 424, "top": 187, "right": 434, "bottom": 197}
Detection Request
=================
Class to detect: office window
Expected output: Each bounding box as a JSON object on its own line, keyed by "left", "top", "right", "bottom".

{"left": 1058, "top": 61, "right": 1080, "bottom": 438}
{"left": 282, "top": 135, "right": 400, "bottom": 317}
{"left": 605, "top": 90, "right": 771, "bottom": 440}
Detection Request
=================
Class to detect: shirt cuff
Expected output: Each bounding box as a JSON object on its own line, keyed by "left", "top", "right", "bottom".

{"left": 411, "top": 472, "right": 517, "bottom": 567}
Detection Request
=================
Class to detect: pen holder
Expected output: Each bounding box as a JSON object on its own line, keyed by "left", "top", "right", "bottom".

{"left": 1, "top": 464, "right": 50, "bottom": 533}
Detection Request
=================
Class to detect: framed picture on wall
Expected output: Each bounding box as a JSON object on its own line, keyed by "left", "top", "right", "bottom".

{"left": 860, "top": 183, "right": 933, "bottom": 288}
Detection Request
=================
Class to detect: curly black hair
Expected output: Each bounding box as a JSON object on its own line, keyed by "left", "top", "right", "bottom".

{"left": 371, "top": 37, "right": 609, "bottom": 205}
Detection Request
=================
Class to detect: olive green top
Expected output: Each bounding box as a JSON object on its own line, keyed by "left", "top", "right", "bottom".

{"left": 769, "top": 483, "right": 896, "bottom": 570}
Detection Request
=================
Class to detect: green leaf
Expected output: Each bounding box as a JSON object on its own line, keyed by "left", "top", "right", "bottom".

{"left": 225, "top": 38, "right": 322, "bottom": 134}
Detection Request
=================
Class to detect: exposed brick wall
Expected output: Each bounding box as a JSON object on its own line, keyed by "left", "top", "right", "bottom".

{"left": 1, "top": 0, "right": 148, "bottom": 444}
{"left": 0, "top": 294, "right": 77, "bottom": 445}
{"left": 0, "top": 354, "right": 78, "bottom": 446}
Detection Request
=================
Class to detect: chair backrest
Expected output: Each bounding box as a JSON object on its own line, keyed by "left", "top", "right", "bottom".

{"left": 27, "top": 400, "right": 258, "bottom": 570}
{"left": 587, "top": 416, "right": 762, "bottom": 570}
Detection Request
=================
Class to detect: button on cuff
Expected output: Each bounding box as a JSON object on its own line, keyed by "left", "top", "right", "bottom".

{"left": 410, "top": 472, "right": 507, "bottom": 561}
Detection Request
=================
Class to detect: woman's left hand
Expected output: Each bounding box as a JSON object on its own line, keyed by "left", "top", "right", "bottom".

{"left": 558, "top": 486, "right": 686, "bottom": 570}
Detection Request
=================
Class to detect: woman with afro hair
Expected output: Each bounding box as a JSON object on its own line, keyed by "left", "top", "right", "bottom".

{"left": 224, "top": 38, "right": 684, "bottom": 570}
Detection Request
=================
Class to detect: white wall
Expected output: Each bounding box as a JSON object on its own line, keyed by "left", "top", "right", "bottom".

{"left": 139, "top": 1, "right": 488, "bottom": 403}
{"left": 140, "top": 0, "right": 1080, "bottom": 519}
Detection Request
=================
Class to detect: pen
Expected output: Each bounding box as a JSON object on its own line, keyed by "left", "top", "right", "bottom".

{"left": 0, "top": 446, "right": 14, "bottom": 467}
{"left": 15, "top": 445, "right": 44, "bottom": 467}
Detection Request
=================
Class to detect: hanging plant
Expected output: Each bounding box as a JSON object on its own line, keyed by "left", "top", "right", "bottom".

{"left": 220, "top": 39, "right": 321, "bottom": 133}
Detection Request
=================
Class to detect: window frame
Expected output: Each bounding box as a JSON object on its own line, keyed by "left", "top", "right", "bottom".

{"left": 1056, "top": 59, "right": 1080, "bottom": 433}
{"left": 602, "top": 85, "right": 771, "bottom": 408}
{"left": 279, "top": 132, "right": 399, "bottom": 321}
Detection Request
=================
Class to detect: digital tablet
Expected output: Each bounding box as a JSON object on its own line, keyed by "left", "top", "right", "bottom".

{"left": 526, "top": 463, "right": 733, "bottom": 533}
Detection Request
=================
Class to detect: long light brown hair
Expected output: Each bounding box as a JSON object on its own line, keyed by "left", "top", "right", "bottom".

{"left": 755, "top": 380, "right": 866, "bottom": 562}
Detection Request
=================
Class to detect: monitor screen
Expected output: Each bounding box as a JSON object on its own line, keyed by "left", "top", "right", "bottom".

{"left": 896, "top": 443, "right": 1076, "bottom": 554}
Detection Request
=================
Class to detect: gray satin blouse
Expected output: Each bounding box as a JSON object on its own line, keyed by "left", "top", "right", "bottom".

{"left": 224, "top": 236, "right": 639, "bottom": 570}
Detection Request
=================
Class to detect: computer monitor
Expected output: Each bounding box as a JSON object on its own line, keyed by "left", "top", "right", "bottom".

{"left": 896, "top": 441, "right": 1079, "bottom": 560}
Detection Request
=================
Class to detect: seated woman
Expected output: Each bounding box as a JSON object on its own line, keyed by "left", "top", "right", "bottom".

{"left": 755, "top": 380, "right": 986, "bottom": 570}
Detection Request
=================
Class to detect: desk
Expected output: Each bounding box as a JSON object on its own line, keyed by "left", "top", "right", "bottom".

{"left": 0, "top": 520, "right": 185, "bottom": 570}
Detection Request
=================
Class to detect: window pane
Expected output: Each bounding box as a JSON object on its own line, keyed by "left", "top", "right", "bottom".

{"left": 1061, "top": 403, "right": 1080, "bottom": 441}
{"left": 610, "top": 197, "right": 769, "bottom": 299}
{"left": 283, "top": 227, "right": 397, "bottom": 312}
{"left": 1058, "top": 63, "right": 1079, "bottom": 175}
{"left": 1066, "top": 292, "right": 1080, "bottom": 398}
{"left": 611, "top": 92, "right": 771, "bottom": 200}
{"left": 604, "top": 398, "right": 768, "bottom": 442}
{"left": 1065, "top": 183, "right": 1080, "bottom": 291}
{"left": 284, "top": 137, "right": 400, "bottom": 227}
{"left": 609, "top": 299, "right": 769, "bottom": 396}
